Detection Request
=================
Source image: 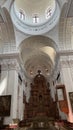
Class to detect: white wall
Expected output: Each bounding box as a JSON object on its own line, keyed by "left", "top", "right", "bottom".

{"left": 0, "top": 68, "right": 24, "bottom": 124}
{"left": 60, "top": 58, "right": 73, "bottom": 123}
{"left": 0, "top": 70, "right": 17, "bottom": 124}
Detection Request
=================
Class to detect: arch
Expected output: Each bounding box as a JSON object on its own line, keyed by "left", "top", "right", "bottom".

{"left": 0, "top": 7, "right": 16, "bottom": 53}
{"left": 19, "top": 36, "right": 59, "bottom": 78}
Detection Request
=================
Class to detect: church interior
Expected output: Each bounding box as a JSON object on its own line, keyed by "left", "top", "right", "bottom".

{"left": 0, "top": 0, "right": 73, "bottom": 130}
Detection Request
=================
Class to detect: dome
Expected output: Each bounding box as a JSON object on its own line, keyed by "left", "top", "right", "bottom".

{"left": 14, "top": 0, "right": 56, "bottom": 26}
{"left": 10, "top": 0, "right": 60, "bottom": 34}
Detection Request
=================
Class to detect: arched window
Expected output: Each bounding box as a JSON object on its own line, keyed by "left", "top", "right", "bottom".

{"left": 19, "top": 9, "right": 25, "bottom": 20}
{"left": 45, "top": 7, "right": 52, "bottom": 19}
{"left": 33, "top": 14, "right": 39, "bottom": 23}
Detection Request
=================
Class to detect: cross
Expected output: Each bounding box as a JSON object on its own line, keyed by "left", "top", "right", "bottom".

{"left": 38, "top": 70, "right": 41, "bottom": 75}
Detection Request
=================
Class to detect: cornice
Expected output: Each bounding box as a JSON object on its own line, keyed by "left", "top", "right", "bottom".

{"left": 59, "top": 50, "right": 73, "bottom": 56}
{"left": 0, "top": 54, "right": 20, "bottom": 71}
{"left": 60, "top": 54, "right": 73, "bottom": 68}
{"left": 0, "top": 52, "right": 19, "bottom": 59}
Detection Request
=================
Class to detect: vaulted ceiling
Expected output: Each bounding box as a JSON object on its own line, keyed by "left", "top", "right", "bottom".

{"left": 0, "top": 0, "right": 73, "bottom": 79}
{"left": 19, "top": 36, "right": 59, "bottom": 78}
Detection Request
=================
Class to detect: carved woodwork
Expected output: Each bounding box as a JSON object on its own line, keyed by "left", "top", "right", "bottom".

{"left": 0, "top": 117, "right": 4, "bottom": 127}
{"left": 23, "top": 71, "right": 59, "bottom": 120}
{"left": 19, "top": 72, "right": 59, "bottom": 126}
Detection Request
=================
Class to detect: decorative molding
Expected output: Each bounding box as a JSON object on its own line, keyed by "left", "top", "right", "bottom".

{"left": 60, "top": 59, "right": 73, "bottom": 68}
{"left": 0, "top": 58, "right": 20, "bottom": 71}
{"left": 59, "top": 50, "right": 73, "bottom": 56}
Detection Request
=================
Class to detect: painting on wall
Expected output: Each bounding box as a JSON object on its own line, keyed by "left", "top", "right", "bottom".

{"left": 69, "top": 92, "right": 73, "bottom": 112}
{"left": 0, "top": 95, "right": 11, "bottom": 116}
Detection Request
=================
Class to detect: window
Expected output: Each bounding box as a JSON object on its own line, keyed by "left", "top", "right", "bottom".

{"left": 19, "top": 9, "right": 25, "bottom": 20}
{"left": 33, "top": 14, "right": 39, "bottom": 23}
{"left": 45, "top": 7, "right": 52, "bottom": 19}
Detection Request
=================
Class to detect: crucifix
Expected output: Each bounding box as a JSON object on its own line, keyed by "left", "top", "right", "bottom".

{"left": 38, "top": 70, "right": 41, "bottom": 75}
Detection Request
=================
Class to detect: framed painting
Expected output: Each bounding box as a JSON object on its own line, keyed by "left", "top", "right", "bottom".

{"left": 0, "top": 95, "right": 11, "bottom": 116}
{"left": 69, "top": 92, "right": 73, "bottom": 112}
{"left": 56, "top": 85, "right": 66, "bottom": 101}
{"left": 56, "top": 85, "right": 69, "bottom": 114}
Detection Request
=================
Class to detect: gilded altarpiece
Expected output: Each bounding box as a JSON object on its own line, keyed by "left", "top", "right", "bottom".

{"left": 19, "top": 72, "right": 59, "bottom": 127}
